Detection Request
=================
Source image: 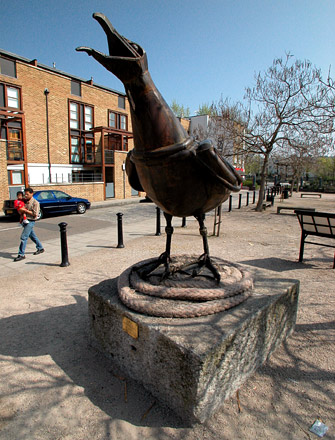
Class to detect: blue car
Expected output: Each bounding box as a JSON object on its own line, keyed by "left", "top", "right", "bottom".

{"left": 3, "top": 190, "right": 91, "bottom": 219}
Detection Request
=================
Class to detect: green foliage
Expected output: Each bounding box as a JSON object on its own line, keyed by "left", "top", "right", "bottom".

{"left": 244, "top": 155, "right": 262, "bottom": 175}
{"left": 197, "top": 103, "right": 217, "bottom": 116}
{"left": 243, "top": 179, "right": 259, "bottom": 189}
{"left": 170, "top": 100, "right": 190, "bottom": 118}
{"left": 314, "top": 156, "right": 335, "bottom": 180}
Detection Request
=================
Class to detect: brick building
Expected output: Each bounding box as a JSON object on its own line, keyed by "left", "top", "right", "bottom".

{"left": 0, "top": 48, "right": 141, "bottom": 208}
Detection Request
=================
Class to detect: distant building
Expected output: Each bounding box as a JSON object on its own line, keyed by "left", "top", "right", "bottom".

{"left": 0, "top": 48, "right": 141, "bottom": 207}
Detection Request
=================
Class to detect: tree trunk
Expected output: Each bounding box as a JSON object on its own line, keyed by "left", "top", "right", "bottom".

{"left": 290, "top": 179, "right": 294, "bottom": 195}
{"left": 296, "top": 176, "right": 301, "bottom": 192}
{"left": 255, "top": 154, "right": 269, "bottom": 212}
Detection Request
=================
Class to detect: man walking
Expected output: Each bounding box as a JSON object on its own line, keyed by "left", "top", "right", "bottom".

{"left": 14, "top": 187, "right": 44, "bottom": 262}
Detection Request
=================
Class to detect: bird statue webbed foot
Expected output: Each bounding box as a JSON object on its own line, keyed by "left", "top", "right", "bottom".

{"left": 134, "top": 251, "right": 173, "bottom": 282}
{"left": 178, "top": 253, "right": 221, "bottom": 284}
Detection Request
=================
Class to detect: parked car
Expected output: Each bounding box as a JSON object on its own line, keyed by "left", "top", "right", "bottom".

{"left": 3, "top": 190, "right": 91, "bottom": 219}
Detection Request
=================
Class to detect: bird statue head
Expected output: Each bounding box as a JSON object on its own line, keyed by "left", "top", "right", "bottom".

{"left": 76, "top": 13, "right": 148, "bottom": 84}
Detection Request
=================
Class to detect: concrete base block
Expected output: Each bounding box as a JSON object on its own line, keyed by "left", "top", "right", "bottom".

{"left": 88, "top": 272, "right": 299, "bottom": 424}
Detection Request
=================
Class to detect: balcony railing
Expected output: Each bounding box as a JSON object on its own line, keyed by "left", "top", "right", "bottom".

{"left": 1, "top": 139, "right": 24, "bottom": 161}
{"left": 29, "top": 172, "right": 103, "bottom": 185}
{"left": 71, "top": 172, "right": 103, "bottom": 183}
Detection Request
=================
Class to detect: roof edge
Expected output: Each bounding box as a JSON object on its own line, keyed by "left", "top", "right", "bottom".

{"left": 0, "top": 48, "right": 126, "bottom": 97}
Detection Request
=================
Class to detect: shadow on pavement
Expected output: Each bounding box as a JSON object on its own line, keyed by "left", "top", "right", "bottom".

{"left": 239, "top": 257, "right": 315, "bottom": 272}
{"left": 0, "top": 294, "right": 184, "bottom": 433}
{"left": 0, "top": 251, "right": 15, "bottom": 260}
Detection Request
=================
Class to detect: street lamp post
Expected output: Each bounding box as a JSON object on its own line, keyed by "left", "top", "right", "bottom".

{"left": 44, "top": 88, "right": 52, "bottom": 184}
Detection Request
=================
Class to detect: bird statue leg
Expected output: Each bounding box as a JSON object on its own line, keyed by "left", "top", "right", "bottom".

{"left": 160, "top": 212, "right": 174, "bottom": 279}
{"left": 135, "top": 212, "right": 174, "bottom": 281}
{"left": 192, "top": 214, "right": 221, "bottom": 283}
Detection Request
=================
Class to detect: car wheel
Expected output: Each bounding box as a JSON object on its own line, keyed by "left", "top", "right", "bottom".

{"left": 36, "top": 209, "right": 43, "bottom": 220}
{"left": 77, "top": 203, "right": 86, "bottom": 214}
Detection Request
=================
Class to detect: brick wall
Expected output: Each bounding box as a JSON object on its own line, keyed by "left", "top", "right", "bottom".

{"left": 1, "top": 55, "right": 137, "bottom": 205}
{"left": 30, "top": 182, "right": 104, "bottom": 202}
{"left": 180, "top": 117, "right": 190, "bottom": 133}
{"left": 114, "top": 151, "right": 131, "bottom": 199}
{"left": 15, "top": 63, "right": 134, "bottom": 164}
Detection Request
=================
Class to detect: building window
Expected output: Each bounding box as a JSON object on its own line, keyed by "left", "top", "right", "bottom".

{"left": 70, "top": 137, "right": 80, "bottom": 163}
{"left": 0, "top": 83, "right": 21, "bottom": 110}
{"left": 109, "top": 111, "right": 116, "bottom": 128}
{"left": 69, "top": 101, "right": 95, "bottom": 164}
{"left": 85, "top": 106, "right": 93, "bottom": 130}
{"left": 108, "top": 111, "right": 128, "bottom": 131}
{"left": 70, "top": 102, "right": 79, "bottom": 129}
{"left": 0, "top": 57, "right": 16, "bottom": 78}
{"left": 1, "top": 118, "right": 24, "bottom": 161}
{"left": 69, "top": 101, "right": 93, "bottom": 132}
{"left": 7, "top": 87, "right": 19, "bottom": 109}
{"left": 120, "top": 115, "right": 127, "bottom": 130}
{"left": 118, "top": 96, "right": 125, "bottom": 109}
{"left": 85, "top": 138, "right": 94, "bottom": 163}
{"left": 8, "top": 170, "right": 23, "bottom": 184}
{"left": 70, "top": 136, "right": 95, "bottom": 164}
{"left": 71, "top": 80, "right": 81, "bottom": 97}
{"left": 7, "top": 128, "right": 23, "bottom": 160}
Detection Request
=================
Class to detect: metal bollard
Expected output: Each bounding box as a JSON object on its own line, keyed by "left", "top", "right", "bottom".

{"left": 253, "top": 190, "right": 256, "bottom": 204}
{"left": 228, "top": 195, "right": 232, "bottom": 212}
{"left": 116, "top": 212, "right": 124, "bottom": 248}
{"left": 155, "top": 206, "right": 161, "bottom": 236}
{"left": 238, "top": 193, "right": 242, "bottom": 209}
{"left": 181, "top": 217, "right": 186, "bottom": 227}
{"left": 246, "top": 192, "right": 249, "bottom": 206}
{"left": 58, "top": 222, "right": 70, "bottom": 267}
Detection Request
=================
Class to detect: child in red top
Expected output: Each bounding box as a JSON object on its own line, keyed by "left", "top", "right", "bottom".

{"left": 14, "top": 191, "right": 29, "bottom": 225}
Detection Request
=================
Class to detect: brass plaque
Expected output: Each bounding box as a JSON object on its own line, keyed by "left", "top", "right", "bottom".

{"left": 122, "top": 316, "right": 139, "bottom": 339}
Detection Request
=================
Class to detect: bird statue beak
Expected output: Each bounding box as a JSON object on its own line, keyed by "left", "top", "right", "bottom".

{"left": 76, "top": 12, "right": 147, "bottom": 82}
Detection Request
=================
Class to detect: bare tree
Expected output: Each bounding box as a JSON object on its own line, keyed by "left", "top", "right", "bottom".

{"left": 273, "top": 131, "right": 331, "bottom": 192}
{"left": 233, "top": 54, "right": 333, "bottom": 211}
{"left": 191, "top": 98, "right": 247, "bottom": 166}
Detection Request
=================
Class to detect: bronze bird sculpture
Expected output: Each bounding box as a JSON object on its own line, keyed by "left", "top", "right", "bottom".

{"left": 77, "top": 13, "right": 242, "bottom": 282}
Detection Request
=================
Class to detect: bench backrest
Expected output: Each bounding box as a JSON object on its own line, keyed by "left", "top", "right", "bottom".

{"left": 295, "top": 210, "right": 335, "bottom": 238}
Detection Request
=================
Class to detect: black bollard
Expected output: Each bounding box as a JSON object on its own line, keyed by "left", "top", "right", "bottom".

{"left": 238, "top": 193, "right": 242, "bottom": 209}
{"left": 228, "top": 195, "right": 232, "bottom": 212}
{"left": 253, "top": 190, "right": 256, "bottom": 204}
{"left": 116, "top": 212, "right": 124, "bottom": 248}
{"left": 181, "top": 217, "right": 186, "bottom": 227}
{"left": 155, "top": 206, "right": 161, "bottom": 236}
{"left": 58, "top": 222, "right": 70, "bottom": 267}
{"left": 246, "top": 192, "right": 249, "bottom": 206}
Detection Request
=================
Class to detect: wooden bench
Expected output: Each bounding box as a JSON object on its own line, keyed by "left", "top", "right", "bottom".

{"left": 295, "top": 210, "right": 335, "bottom": 268}
{"left": 277, "top": 207, "right": 315, "bottom": 215}
{"left": 300, "top": 193, "right": 322, "bottom": 198}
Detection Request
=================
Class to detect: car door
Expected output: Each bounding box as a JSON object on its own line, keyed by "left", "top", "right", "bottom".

{"left": 35, "top": 191, "right": 58, "bottom": 214}
{"left": 53, "top": 190, "right": 77, "bottom": 213}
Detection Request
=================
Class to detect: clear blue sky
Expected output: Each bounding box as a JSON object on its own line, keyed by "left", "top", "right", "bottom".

{"left": 2, "top": 0, "right": 335, "bottom": 115}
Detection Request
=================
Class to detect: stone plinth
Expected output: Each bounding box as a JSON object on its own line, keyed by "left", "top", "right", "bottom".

{"left": 88, "top": 273, "right": 299, "bottom": 424}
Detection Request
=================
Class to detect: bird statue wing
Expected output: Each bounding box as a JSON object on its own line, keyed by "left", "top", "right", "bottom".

{"left": 125, "top": 151, "right": 144, "bottom": 192}
{"left": 194, "top": 140, "right": 242, "bottom": 192}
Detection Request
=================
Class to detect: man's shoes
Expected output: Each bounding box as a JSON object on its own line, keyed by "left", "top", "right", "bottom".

{"left": 33, "top": 249, "right": 45, "bottom": 255}
{"left": 14, "top": 255, "right": 25, "bottom": 262}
